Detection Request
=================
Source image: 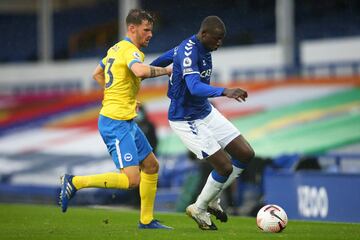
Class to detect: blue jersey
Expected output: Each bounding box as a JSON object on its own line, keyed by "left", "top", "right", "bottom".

{"left": 152, "top": 35, "right": 224, "bottom": 121}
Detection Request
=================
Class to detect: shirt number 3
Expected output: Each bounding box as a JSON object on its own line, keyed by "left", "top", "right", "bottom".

{"left": 105, "top": 58, "right": 115, "bottom": 88}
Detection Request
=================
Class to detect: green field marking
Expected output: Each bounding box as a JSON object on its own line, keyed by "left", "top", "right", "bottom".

{"left": 1, "top": 203, "right": 359, "bottom": 240}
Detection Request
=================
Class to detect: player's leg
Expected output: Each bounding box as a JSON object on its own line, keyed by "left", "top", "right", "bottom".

{"left": 71, "top": 135, "right": 143, "bottom": 190}
{"left": 59, "top": 168, "right": 134, "bottom": 213}
{"left": 72, "top": 120, "right": 142, "bottom": 189}
{"left": 186, "top": 149, "right": 232, "bottom": 230}
{"left": 205, "top": 107, "right": 255, "bottom": 220}
{"left": 136, "top": 124, "right": 172, "bottom": 229}
{"left": 207, "top": 135, "right": 254, "bottom": 217}
{"left": 194, "top": 149, "right": 233, "bottom": 210}
{"left": 212, "top": 135, "right": 255, "bottom": 199}
{"left": 59, "top": 117, "right": 139, "bottom": 212}
{"left": 225, "top": 135, "right": 254, "bottom": 163}
{"left": 187, "top": 148, "right": 232, "bottom": 224}
{"left": 169, "top": 119, "right": 229, "bottom": 230}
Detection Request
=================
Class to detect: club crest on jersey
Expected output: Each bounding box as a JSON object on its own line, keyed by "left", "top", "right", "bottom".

{"left": 183, "top": 57, "right": 192, "bottom": 67}
{"left": 124, "top": 153, "right": 133, "bottom": 162}
{"left": 133, "top": 52, "right": 141, "bottom": 60}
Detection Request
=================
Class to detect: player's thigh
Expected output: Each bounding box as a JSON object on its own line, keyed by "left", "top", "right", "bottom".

{"left": 169, "top": 119, "right": 221, "bottom": 160}
{"left": 134, "top": 123, "right": 153, "bottom": 161}
{"left": 205, "top": 109, "right": 255, "bottom": 162}
{"left": 109, "top": 132, "right": 141, "bottom": 169}
{"left": 98, "top": 116, "right": 140, "bottom": 169}
{"left": 133, "top": 123, "right": 158, "bottom": 172}
{"left": 206, "top": 107, "right": 240, "bottom": 148}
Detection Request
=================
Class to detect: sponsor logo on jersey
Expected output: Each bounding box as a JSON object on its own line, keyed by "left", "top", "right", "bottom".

{"left": 183, "top": 57, "right": 192, "bottom": 67}
{"left": 200, "top": 69, "right": 212, "bottom": 77}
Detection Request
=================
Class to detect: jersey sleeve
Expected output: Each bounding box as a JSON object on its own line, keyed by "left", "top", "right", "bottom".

{"left": 124, "top": 48, "right": 144, "bottom": 69}
{"left": 179, "top": 45, "right": 200, "bottom": 77}
{"left": 150, "top": 47, "right": 176, "bottom": 67}
{"left": 185, "top": 74, "right": 224, "bottom": 97}
{"left": 99, "top": 56, "right": 107, "bottom": 69}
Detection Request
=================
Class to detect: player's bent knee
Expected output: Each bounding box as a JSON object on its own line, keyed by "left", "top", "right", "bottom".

{"left": 236, "top": 146, "right": 255, "bottom": 164}
{"left": 140, "top": 153, "right": 160, "bottom": 174}
{"left": 142, "top": 161, "right": 159, "bottom": 174}
{"left": 148, "top": 162, "right": 159, "bottom": 174}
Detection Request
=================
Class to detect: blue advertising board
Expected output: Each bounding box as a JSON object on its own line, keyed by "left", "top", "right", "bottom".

{"left": 264, "top": 171, "right": 360, "bottom": 222}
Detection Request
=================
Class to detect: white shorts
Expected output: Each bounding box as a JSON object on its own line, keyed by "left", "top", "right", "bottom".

{"left": 169, "top": 107, "right": 241, "bottom": 159}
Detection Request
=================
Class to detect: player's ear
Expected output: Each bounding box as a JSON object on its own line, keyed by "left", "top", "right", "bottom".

{"left": 200, "top": 30, "right": 208, "bottom": 40}
{"left": 128, "top": 24, "right": 136, "bottom": 33}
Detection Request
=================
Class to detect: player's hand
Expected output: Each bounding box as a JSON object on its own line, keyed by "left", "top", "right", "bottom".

{"left": 165, "top": 66, "right": 172, "bottom": 76}
{"left": 222, "top": 88, "right": 248, "bottom": 102}
{"left": 136, "top": 100, "right": 142, "bottom": 112}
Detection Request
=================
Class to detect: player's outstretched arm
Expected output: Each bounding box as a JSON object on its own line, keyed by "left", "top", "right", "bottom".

{"left": 131, "top": 62, "right": 171, "bottom": 79}
{"left": 150, "top": 48, "right": 175, "bottom": 67}
{"left": 185, "top": 74, "right": 224, "bottom": 97}
{"left": 222, "top": 88, "right": 248, "bottom": 102}
{"left": 92, "top": 64, "right": 105, "bottom": 88}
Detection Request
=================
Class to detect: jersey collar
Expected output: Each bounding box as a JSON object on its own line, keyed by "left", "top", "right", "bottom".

{"left": 124, "top": 36, "right": 141, "bottom": 50}
{"left": 124, "top": 36, "right": 133, "bottom": 43}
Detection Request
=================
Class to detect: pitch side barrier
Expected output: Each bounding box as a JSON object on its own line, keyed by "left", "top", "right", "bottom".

{"left": 230, "top": 60, "right": 360, "bottom": 81}
{"left": 263, "top": 153, "right": 360, "bottom": 223}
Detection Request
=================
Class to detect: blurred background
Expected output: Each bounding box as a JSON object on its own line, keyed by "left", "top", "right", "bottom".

{"left": 0, "top": 0, "right": 359, "bottom": 223}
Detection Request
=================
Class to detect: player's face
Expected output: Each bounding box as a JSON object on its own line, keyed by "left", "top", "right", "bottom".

{"left": 135, "top": 20, "right": 153, "bottom": 48}
{"left": 202, "top": 30, "right": 225, "bottom": 51}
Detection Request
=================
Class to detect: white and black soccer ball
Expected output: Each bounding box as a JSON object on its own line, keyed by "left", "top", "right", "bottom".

{"left": 256, "top": 204, "right": 288, "bottom": 233}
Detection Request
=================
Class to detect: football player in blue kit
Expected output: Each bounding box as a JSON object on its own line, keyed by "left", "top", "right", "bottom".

{"left": 151, "top": 16, "right": 255, "bottom": 230}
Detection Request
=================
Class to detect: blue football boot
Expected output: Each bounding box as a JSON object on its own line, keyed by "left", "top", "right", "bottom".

{"left": 59, "top": 174, "right": 77, "bottom": 213}
{"left": 138, "top": 219, "right": 173, "bottom": 229}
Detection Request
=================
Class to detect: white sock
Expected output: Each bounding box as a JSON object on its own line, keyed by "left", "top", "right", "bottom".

{"left": 210, "top": 165, "right": 244, "bottom": 204}
{"left": 195, "top": 173, "right": 225, "bottom": 211}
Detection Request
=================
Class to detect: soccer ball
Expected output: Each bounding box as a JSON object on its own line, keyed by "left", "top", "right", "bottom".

{"left": 256, "top": 204, "right": 288, "bottom": 233}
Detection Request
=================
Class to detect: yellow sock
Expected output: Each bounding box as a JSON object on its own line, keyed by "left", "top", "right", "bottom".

{"left": 139, "top": 171, "right": 158, "bottom": 224}
{"left": 72, "top": 172, "right": 129, "bottom": 190}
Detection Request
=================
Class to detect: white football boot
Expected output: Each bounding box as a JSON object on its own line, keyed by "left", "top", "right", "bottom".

{"left": 186, "top": 204, "right": 217, "bottom": 230}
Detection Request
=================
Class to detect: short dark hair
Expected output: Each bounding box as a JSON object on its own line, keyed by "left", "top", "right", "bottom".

{"left": 199, "top": 16, "right": 226, "bottom": 35}
{"left": 126, "top": 9, "right": 154, "bottom": 26}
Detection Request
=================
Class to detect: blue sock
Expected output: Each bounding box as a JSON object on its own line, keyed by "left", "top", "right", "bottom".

{"left": 232, "top": 159, "right": 247, "bottom": 169}
{"left": 211, "top": 170, "right": 230, "bottom": 183}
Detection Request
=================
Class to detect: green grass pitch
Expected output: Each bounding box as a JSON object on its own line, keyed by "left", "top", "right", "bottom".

{"left": 1, "top": 203, "right": 359, "bottom": 240}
